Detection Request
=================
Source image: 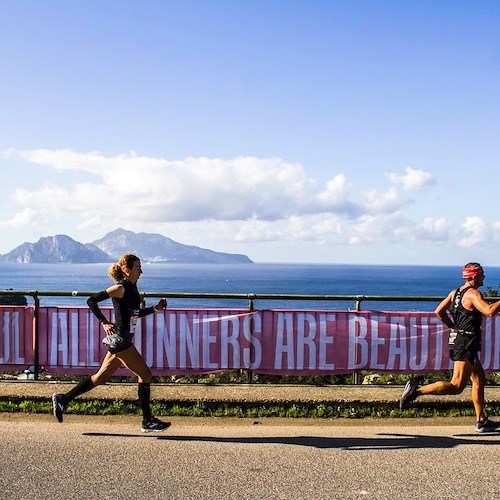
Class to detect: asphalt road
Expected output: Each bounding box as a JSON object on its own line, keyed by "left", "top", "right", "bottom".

{"left": 1, "top": 414, "right": 499, "bottom": 499}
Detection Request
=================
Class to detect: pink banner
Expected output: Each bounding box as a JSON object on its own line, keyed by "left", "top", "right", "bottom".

{"left": 35, "top": 307, "right": 500, "bottom": 376}
{"left": 0, "top": 306, "right": 35, "bottom": 370}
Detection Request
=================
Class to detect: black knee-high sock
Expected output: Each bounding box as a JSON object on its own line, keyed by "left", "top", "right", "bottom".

{"left": 63, "top": 377, "right": 95, "bottom": 404}
{"left": 138, "top": 382, "right": 152, "bottom": 421}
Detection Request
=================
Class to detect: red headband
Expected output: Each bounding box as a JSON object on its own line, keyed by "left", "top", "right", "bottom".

{"left": 462, "top": 266, "right": 484, "bottom": 280}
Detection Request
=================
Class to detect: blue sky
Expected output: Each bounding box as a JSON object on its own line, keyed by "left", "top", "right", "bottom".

{"left": 1, "top": 0, "right": 499, "bottom": 265}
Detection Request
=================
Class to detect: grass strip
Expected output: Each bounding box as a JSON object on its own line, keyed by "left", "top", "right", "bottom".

{"left": 1, "top": 397, "right": 499, "bottom": 419}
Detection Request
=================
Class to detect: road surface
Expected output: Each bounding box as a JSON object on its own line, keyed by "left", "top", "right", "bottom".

{"left": 1, "top": 414, "right": 499, "bottom": 499}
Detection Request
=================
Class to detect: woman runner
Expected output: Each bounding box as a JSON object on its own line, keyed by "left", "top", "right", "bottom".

{"left": 52, "top": 253, "right": 170, "bottom": 432}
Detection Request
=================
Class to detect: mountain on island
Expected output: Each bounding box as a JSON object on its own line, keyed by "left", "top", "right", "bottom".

{"left": 0, "top": 229, "right": 253, "bottom": 264}
{"left": 0, "top": 235, "right": 112, "bottom": 264}
{"left": 91, "top": 228, "right": 253, "bottom": 264}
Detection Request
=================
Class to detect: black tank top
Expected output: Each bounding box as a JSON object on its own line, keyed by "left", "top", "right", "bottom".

{"left": 112, "top": 280, "right": 141, "bottom": 334}
{"left": 450, "top": 286, "right": 482, "bottom": 334}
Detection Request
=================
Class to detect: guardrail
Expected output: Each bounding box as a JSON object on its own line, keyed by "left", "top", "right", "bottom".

{"left": 0, "top": 289, "right": 449, "bottom": 309}
{"left": 2, "top": 290, "right": 497, "bottom": 382}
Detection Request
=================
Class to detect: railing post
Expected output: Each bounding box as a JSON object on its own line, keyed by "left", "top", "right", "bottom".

{"left": 245, "top": 295, "right": 255, "bottom": 384}
{"left": 352, "top": 296, "right": 362, "bottom": 385}
{"left": 32, "top": 293, "right": 40, "bottom": 381}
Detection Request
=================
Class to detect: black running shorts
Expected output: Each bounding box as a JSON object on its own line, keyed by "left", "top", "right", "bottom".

{"left": 448, "top": 330, "right": 481, "bottom": 364}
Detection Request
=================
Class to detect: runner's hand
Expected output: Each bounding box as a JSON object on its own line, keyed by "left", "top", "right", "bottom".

{"left": 155, "top": 298, "right": 167, "bottom": 311}
{"left": 102, "top": 322, "right": 116, "bottom": 335}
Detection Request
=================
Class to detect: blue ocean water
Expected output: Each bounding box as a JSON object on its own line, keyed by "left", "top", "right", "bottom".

{"left": 1, "top": 262, "right": 499, "bottom": 311}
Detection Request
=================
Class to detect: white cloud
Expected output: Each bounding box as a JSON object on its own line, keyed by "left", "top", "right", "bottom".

{"left": 234, "top": 221, "right": 283, "bottom": 243}
{"left": 1, "top": 148, "right": 495, "bottom": 262}
{"left": 362, "top": 186, "right": 409, "bottom": 214}
{"left": 387, "top": 166, "right": 435, "bottom": 191}
{"left": 0, "top": 208, "right": 45, "bottom": 229}
{"left": 233, "top": 212, "right": 413, "bottom": 247}
{"left": 313, "top": 174, "right": 360, "bottom": 216}
{"left": 415, "top": 217, "right": 452, "bottom": 243}
{"left": 9, "top": 150, "right": 325, "bottom": 222}
{"left": 2, "top": 149, "right": 365, "bottom": 226}
{"left": 458, "top": 216, "right": 488, "bottom": 248}
{"left": 1, "top": 148, "right": 16, "bottom": 159}
{"left": 347, "top": 213, "right": 413, "bottom": 245}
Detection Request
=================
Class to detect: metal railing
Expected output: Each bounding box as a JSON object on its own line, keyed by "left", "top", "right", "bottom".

{"left": 1, "top": 289, "right": 453, "bottom": 382}
{"left": 4, "top": 289, "right": 497, "bottom": 382}
{"left": 0, "top": 289, "right": 448, "bottom": 308}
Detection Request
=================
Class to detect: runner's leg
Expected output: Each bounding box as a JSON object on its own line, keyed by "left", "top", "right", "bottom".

{"left": 418, "top": 360, "right": 472, "bottom": 396}
{"left": 115, "top": 346, "right": 152, "bottom": 383}
{"left": 115, "top": 346, "right": 154, "bottom": 421}
{"left": 91, "top": 351, "right": 123, "bottom": 385}
{"left": 469, "top": 360, "right": 486, "bottom": 421}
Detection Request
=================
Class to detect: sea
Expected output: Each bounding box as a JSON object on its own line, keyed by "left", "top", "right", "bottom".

{"left": 1, "top": 262, "right": 499, "bottom": 312}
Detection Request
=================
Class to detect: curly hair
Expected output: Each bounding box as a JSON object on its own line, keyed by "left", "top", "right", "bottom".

{"left": 108, "top": 254, "right": 140, "bottom": 282}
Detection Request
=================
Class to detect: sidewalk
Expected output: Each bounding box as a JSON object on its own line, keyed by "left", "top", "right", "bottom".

{"left": 2, "top": 380, "right": 500, "bottom": 404}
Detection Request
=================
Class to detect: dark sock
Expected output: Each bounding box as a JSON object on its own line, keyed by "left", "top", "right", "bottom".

{"left": 63, "top": 377, "right": 95, "bottom": 404}
{"left": 138, "top": 382, "right": 152, "bottom": 422}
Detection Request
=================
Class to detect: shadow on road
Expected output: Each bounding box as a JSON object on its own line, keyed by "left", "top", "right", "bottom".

{"left": 82, "top": 431, "right": 500, "bottom": 450}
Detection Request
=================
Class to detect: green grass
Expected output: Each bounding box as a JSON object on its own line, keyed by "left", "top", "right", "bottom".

{"left": 1, "top": 397, "right": 499, "bottom": 419}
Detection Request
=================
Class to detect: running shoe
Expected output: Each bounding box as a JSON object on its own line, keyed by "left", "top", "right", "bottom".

{"left": 475, "top": 418, "right": 500, "bottom": 433}
{"left": 399, "top": 376, "right": 423, "bottom": 410}
{"left": 52, "top": 393, "right": 66, "bottom": 423}
{"left": 141, "top": 417, "right": 171, "bottom": 433}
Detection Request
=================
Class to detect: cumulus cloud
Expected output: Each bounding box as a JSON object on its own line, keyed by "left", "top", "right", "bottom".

{"left": 415, "top": 217, "right": 452, "bottom": 243}
{"left": 5, "top": 149, "right": 363, "bottom": 224}
{"left": 362, "top": 186, "right": 409, "bottom": 214}
{"left": 387, "top": 166, "right": 434, "bottom": 191}
{"left": 346, "top": 213, "right": 413, "bottom": 245}
{"left": 312, "top": 174, "right": 360, "bottom": 216}
{"left": 0, "top": 208, "right": 45, "bottom": 229}
{"left": 458, "top": 216, "right": 488, "bottom": 248}
{"left": 6, "top": 148, "right": 492, "bottom": 259}
{"left": 232, "top": 212, "right": 413, "bottom": 247}
{"left": 361, "top": 166, "right": 435, "bottom": 217}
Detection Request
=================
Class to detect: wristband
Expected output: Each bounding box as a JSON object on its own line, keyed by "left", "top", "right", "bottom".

{"left": 138, "top": 306, "right": 156, "bottom": 317}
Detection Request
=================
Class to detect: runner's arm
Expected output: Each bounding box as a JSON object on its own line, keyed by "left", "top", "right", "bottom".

{"left": 138, "top": 298, "right": 167, "bottom": 317}
{"left": 434, "top": 292, "right": 455, "bottom": 329}
{"left": 87, "top": 284, "right": 123, "bottom": 324}
{"left": 470, "top": 290, "right": 500, "bottom": 317}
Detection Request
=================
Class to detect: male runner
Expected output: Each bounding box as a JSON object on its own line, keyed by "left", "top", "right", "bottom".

{"left": 400, "top": 262, "right": 500, "bottom": 432}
